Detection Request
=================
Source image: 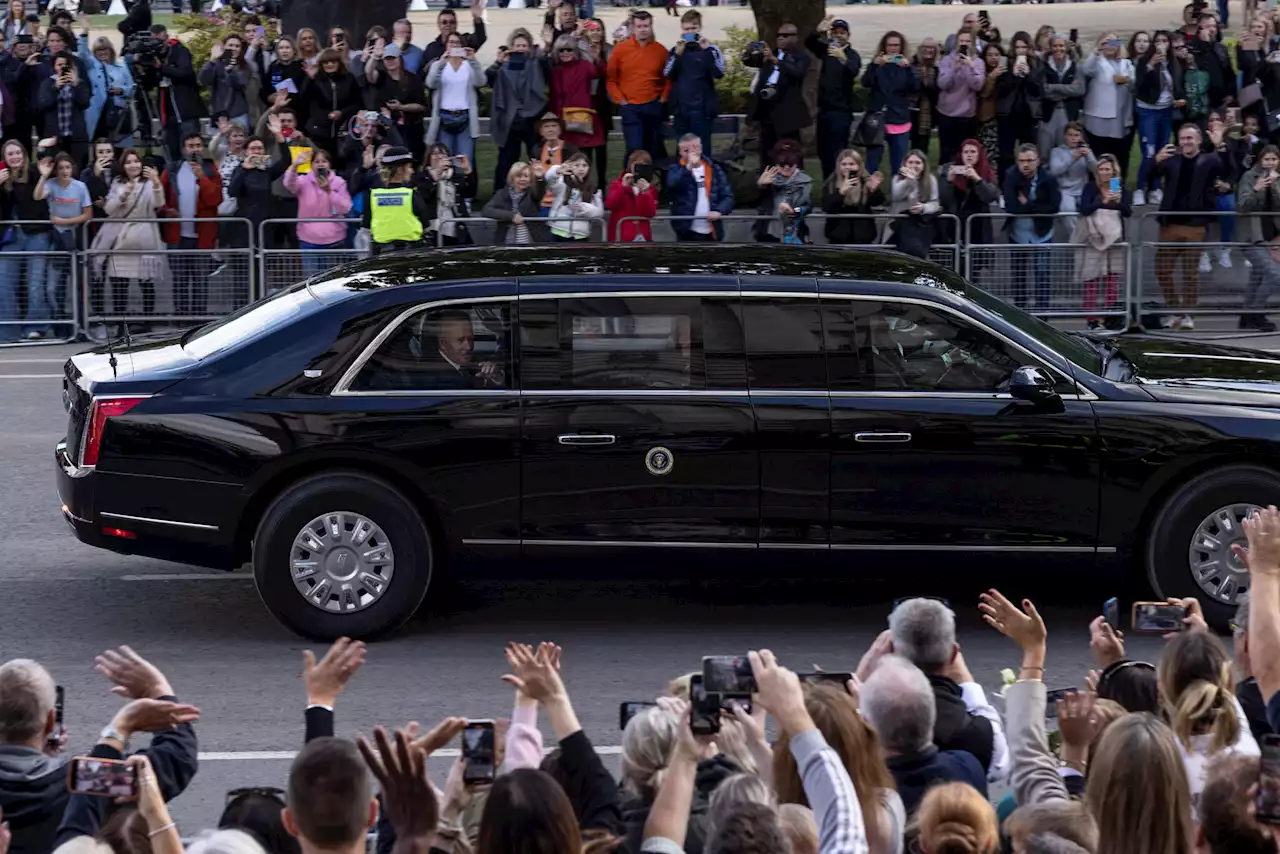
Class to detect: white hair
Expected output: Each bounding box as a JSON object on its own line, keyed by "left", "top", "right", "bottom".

{"left": 888, "top": 598, "right": 956, "bottom": 673}
{"left": 620, "top": 705, "right": 678, "bottom": 798}
{"left": 860, "top": 654, "right": 936, "bottom": 755}
{"left": 0, "top": 659, "right": 55, "bottom": 744}
{"left": 185, "top": 829, "right": 268, "bottom": 854}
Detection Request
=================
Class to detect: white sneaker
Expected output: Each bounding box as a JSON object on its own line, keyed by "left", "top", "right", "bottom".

{"left": 1149, "top": 189, "right": 1164, "bottom": 205}
{"left": 1179, "top": 315, "right": 1196, "bottom": 330}
{"left": 1218, "top": 249, "right": 1233, "bottom": 269}
{"left": 1199, "top": 252, "right": 1212, "bottom": 274}
{"left": 1133, "top": 189, "right": 1146, "bottom": 206}
{"left": 1162, "top": 315, "right": 1179, "bottom": 328}
{"left": 1246, "top": 256, "right": 1254, "bottom": 268}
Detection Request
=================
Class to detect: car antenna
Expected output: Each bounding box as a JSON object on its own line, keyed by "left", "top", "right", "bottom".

{"left": 105, "top": 329, "right": 118, "bottom": 379}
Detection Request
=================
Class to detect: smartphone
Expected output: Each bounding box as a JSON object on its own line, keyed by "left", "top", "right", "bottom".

{"left": 798, "top": 671, "right": 855, "bottom": 688}
{"left": 1132, "top": 601, "right": 1188, "bottom": 633}
{"left": 703, "top": 655, "right": 757, "bottom": 696}
{"left": 1069, "top": 28, "right": 1079, "bottom": 44}
{"left": 67, "top": 757, "right": 137, "bottom": 798}
{"left": 978, "top": 9, "right": 990, "bottom": 25}
{"left": 1109, "top": 177, "right": 1121, "bottom": 194}
{"left": 1045, "top": 687, "right": 1078, "bottom": 719}
{"left": 46, "top": 686, "right": 64, "bottom": 751}
{"left": 449, "top": 47, "right": 466, "bottom": 57}
{"left": 1107, "top": 39, "right": 1123, "bottom": 49}
{"left": 255, "top": 25, "right": 265, "bottom": 39}
{"left": 632, "top": 162, "right": 654, "bottom": 182}
{"left": 998, "top": 56, "right": 1008, "bottom": 69}
{"left": 682, "top": 32, "right": 697, "bottom": 42}
{"left": 451, "top": 155, "right": 466, "bottom": 169}
{"left": 1103, "top": 597, "right": 1119, "bottom": 630}
{"left": 689, "top": 675, "right": 721, "bottom": 736}
{"left": 1259, "top": 734, "right": 1280, "bottom": 824}
{"left": 960, "top": 43, "right": 970, "bottom": 57}
{"left": 619, "top": 700, "right": 658, "bottom": 730}
{"left": 461, "top": 720, "right": 496, "bottom": 784}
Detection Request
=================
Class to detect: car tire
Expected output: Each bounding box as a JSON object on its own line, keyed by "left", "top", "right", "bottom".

{"left": 1146, "top": 464, "right": 1280, "bottom": 630}
{"left": 252, "top": 472, "right": 433, "bottom": 640}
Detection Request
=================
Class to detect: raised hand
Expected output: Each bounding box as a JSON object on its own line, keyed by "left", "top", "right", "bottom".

{"left": 1057, "top": 690, "right": 1100, "bottom": 761}
{"left": 1088, "top": 616, "right": 1125, "bottom": 668}
{"left": 748, "top": 649, "right": 812, "bottom": 736}
{"left": 114, "top": 698, "right": 201, "bottom": 737}
{"left": 1235, "top": 506, "right": 1280, "bottom": 577}
{"left": 357, "top": 727, "right": 437, "bottom": 843}
{"left": 302, "top": 637, "right": 366, "bottom": 707}
{"left": 501, "top": 642, "right": 566, "bottom": 704}
{"left": 979, "top": 589, "right": 1047, "bottom": 651}
{"left": 856, "top": 629, "right": 893, "bottom": 682}
{"left": 95, "top": 646, "right": 173, "bottom": 699}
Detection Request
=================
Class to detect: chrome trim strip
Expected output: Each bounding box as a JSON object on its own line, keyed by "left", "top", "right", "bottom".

{"left": 332, "top": 289, "right": 1093, "bottom": 400}
{"left": 855, "top": 432, "right": 913, "bottom": 443}
{"left": 461, "top": 537, "right": 1110, "bottom": 554}
{"left": 558, "top": 434, "right": 617, "bottom": 445}
{"left": 829, "top": 543, "right": 1098, "bottom": 553}
{"left": 100, "top": 512, "right": 220, "bottom": 532}
{"left": 61, "top": 505, "right": 90, "bottom": 525}
{"left": 522, "top": 389, "right": 751, "bottom": 398}
{"left": 524, "top": 538, "right": 758, "bottom": 549}
{"left": 1140, "top": 352, "right": 1280, "bottom": 366}
{"left": 830, "top": 390, "right": 1015, "bottom": 400}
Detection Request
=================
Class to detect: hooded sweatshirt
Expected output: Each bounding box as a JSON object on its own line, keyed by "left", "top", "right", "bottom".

{"left": 0, "top": 747, "right": 72, "bottom": 854}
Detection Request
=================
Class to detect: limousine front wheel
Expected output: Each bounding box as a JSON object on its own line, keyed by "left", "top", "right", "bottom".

{"left": 1147, "top": 465, "right": 1280, "bottom": 628}
{"left": 253, "top": 472, "right": 433, "bottom": 640}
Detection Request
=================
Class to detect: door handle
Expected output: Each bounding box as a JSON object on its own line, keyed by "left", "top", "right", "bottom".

{"left": 558, "top": 434, "right": 617, "bottom": 446}
{"left": 854, "top": 432, "right": 913, "bottom": 444}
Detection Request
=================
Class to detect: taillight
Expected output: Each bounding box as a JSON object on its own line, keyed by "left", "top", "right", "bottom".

{"left": 82, "top": 397, "right": 147, "bottom": 467}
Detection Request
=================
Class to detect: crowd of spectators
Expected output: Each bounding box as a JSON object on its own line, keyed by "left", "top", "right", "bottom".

{"left": 5, "top": 1, "right": 1280, "bottom": 334}
{"left": 7, "top": 507, "right": 1280, "bottom": 854}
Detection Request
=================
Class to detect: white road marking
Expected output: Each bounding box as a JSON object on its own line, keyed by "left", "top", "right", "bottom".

{"left": 121, "top": 573, "right": 253, "bottom": 581}
{"left": 198, "top": 746, "right": 624, "bottom": 761}
{"left": 0, "top": 374, "right": 63, "bottom": 379}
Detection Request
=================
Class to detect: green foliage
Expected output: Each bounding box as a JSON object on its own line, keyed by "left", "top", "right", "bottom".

{"left": 716, "top": 25, "right": 759, "bottom": 115}
{"left": 172, "top": 10, "right": 279, "bottom": 79}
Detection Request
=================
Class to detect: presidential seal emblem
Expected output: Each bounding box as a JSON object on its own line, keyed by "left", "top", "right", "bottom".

{"left": 644, "top": 446, "right": 674, "bottom": 476}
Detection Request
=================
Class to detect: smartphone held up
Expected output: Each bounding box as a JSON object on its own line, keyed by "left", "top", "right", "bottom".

{"left": 67, "top": 757, "right": 137, "bottom": 798}
{"left": 461, "top": 719, "right": 496, "bottom": 784}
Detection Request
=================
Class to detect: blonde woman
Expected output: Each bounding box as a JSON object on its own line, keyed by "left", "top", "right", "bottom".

{"left": 822, "top": 148, "right": 885, "bottom": 245}
{"left": 89, "top": 150, "right": 170, "bottom": 337}
{"left": 482, "top": 161, "right": 550, "bottom": 245}
{"left": 0, "top": 140, "right": 46, "bottom": 343}
{"left": 885, "top": 149, "right": 939, "bottom": 258}
{"left": 1073, "top": 153, "right": 1131, "bottom": 329}
{"left": 913, "top": 783, "right": 998, "bottom": 854}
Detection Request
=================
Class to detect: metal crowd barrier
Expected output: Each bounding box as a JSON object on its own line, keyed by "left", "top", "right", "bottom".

{"left": 258, "top": 218, "right": 364, "bottom": 298}
{"left": 79, "top": 217, "right": 255, "bottom": 339}
{"left": 610, "top": 213, "right": 964, "bottom": 272}
{"left": 439, "top": 215, "right": 608, "bottom": 247}
{"left": 0, "top": 220, "right": 80, "bottom": 345}
{"left": 964, "top": 212, "right": 1132, "bottom": 319}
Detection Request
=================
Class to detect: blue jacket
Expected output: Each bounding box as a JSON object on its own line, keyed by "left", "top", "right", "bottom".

{"left": 78, "top": 35, "right": 135, "bottom": 143}
{"left": 886, "top": 746, "right": 987, "bottom": 816}
{"left": 664, "top": 41, "right": 724, "bottom": 117}
{"left": 666, "top": 159, "right": 734, "bottom": 240}
{"left": 861, "top": 61, "right": 919, "bottom": 125}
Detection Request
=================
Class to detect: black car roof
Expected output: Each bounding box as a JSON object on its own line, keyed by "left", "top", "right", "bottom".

{"left": 310, "top": 244, "right": 969, "bottom": 299}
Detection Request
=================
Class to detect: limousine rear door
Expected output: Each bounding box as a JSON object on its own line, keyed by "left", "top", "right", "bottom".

{"left": 517, "top": 280, "right": 760, "bottom": 547}
{"left": 820, "top": 288, "right": 1100, "bottom": 552}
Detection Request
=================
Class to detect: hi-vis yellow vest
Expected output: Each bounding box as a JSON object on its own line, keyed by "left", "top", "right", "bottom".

{"left": 370, "top": 187, "right": 423, "bottom": 244}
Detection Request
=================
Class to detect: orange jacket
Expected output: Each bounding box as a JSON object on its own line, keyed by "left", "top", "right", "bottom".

{"left": 606, "top": 38, "right": 671, "bottom": 106}
{"left": 159, "top": 160, "right": 224, "bottom": 249}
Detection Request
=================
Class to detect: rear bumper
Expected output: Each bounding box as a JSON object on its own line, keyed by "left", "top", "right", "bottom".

{"left": 55, "top": 440, "right": 240, "bottom": 570}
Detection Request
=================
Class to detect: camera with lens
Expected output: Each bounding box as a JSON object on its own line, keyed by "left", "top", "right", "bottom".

{"left": 124, "top": 32, "right": 168, "bottom": 62}
{"left": 743, "top": 40, "right": 766, "bottom": 61}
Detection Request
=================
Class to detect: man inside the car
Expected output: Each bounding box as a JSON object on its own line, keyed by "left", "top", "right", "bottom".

{"left": 429, "top": 310, "right": 506, "bottom": 389}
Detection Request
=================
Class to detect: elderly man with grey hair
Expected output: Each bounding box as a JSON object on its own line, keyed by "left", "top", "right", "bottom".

{"left": 0, "top": 648, "right": 199, "bottom": 854}
{"left": 1232, "top": 593, "right": 1273, "bottom": 741}
{"left": 859, "top": 654, "right": 986, "bottom": 816}
{"left": 885, "top": 597, "right": 1009, "bottom": 781}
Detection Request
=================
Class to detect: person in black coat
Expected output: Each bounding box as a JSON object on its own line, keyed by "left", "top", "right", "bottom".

{"left": 822, "top": 148, "right": 884, "bottom": 244}
{"left": 995, "top": 33, "right": 1044, "bottom": 178}
{"left": 806, "top": 16, "right": 861, "bottom": 180}
{"left": 0, "top": 35, "right": 40, "bottom": 154}
{"left": 33, "top": 52, "right": 92, "bottom": 166}
{"left": 300, "top": 49, "right": 363, "bottom": 154}
{"left": 143, "top": 24, "right": 207, "bottom": 162}
{"left": 861, "top": 31, "right": 920, "bottom": 176}
{"left": 742, "top": 23, "right": 810, "bottom": 169}
{"left": 1002, "top": 144, "right": 1063, "bottom": 311}
{"left": 1189, "top": 16, "right": 1236, "bottom": 113}
{"left": 228, "top": 135, "right": 289, "bottom": 235}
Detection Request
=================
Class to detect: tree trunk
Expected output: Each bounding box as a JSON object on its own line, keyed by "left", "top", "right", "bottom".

{"left": 748, "top": 0, "right": 825, "bottom": 152}
{"left": 281, "top": 0, "right": 406, "bottom": 44}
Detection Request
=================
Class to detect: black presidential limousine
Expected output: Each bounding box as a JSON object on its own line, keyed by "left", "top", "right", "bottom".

{"left": 54, "top": 244, "right": 1280, "bottom": 638}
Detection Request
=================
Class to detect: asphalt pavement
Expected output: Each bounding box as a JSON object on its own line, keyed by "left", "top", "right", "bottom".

{"left": 0, "top": 335, "right": 1261, "bottom": 833}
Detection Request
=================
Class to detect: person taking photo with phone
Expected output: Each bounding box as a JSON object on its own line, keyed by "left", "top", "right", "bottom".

{"left": 159, "top": 132, "right": 223, "bottom": 318}
{"left": 284, "top": 146, "right": 352, "bottom": 276}
{"left": 664, "top": 10, "right": 724, "bottom": 169}
{"left": 33, "top": 51, "right": 90, "bottom": 168}
{"left": 1073, "top": 154, "right": 1131, "bottom": 329}
{"left": 487, "top": 29, "right": 548, "bottom": 192}
{"left": 606, "top": 149, "right": 659, "bottom": 242}
{"left": 414, "top": 142, "right": 472, "bottom": 248}
{"left": 666, "top": 133, "right": 733, "bottom": 242}
{"left": 742, "top": 21, "right": 809, "bottom": 170}
{"left": 1236, "top": 145, "right": 1280, "bottom": 331}
{"left": 807, "top": 16, "right": 861, "bottom": 181}
{"left": 200, "top": 35, "right": 252, "bottom": 137}
{"left": 229, "top": 135, "right": 289, "bottom": 250}
{"left": 1080, "top": 32, "right": 1135, "bottom": 168}
{"left": 1134, "top": 31, "right": 1185, "bottom": 207}
{"left": 936, "top": 28, "right": 987, "bottom": 167}
{"left": 426, "top": 35, "right": 485, "bottom": 172}
{"left": 860, "top": 31, "right": 918, "bottom": 177}
{"left": 822, "top": 148, "right": 884, "bottom": 246}
{"left": 368, "top": 40, "right": 430, "bottom": 166}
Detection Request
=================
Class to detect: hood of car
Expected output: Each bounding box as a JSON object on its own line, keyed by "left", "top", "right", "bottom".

{"left": 1116, "top": 334, "right": 1280, "bottom": 403}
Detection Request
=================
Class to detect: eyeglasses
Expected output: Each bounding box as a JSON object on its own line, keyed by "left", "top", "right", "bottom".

{"left": 778, "top": 31, "right": 798, "bottom": 37}
{"left": 226, "top": 787, "right": 284, "bottom": 806}
{"left": 558, "top": 48, "right": 575, "bottom": 53}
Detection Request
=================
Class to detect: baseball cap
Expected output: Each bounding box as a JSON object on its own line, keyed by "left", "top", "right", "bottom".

{"left": 382, "top": 43, "right": 402, "bottom": 58}
{"left": 832, "top": 19, "right": 850, "bottom": 30}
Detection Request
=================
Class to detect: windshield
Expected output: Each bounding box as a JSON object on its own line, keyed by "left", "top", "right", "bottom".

{"left": 182, "top": 287, "right": 322, "bottom": 361}
{"left": 963, "top": 284, "right": 1103, "bottom": 376}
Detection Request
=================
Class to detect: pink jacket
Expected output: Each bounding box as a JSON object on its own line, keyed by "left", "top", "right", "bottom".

{"left": 283, "top": 168, "right": 352, "bottom": 246}
{"left": 499, "top": 698, "right": 544, "bottom": 774}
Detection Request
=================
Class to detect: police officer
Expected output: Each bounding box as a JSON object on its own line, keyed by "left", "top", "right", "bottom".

{"left": 361, "top": 146, "right": 432, "bottom": 255}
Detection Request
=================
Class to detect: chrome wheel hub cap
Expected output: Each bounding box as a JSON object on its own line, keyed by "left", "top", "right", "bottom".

{"left": 291, "top": 512, "right": 395, "bottom": 613}
{"left": 1188, "top": 503, "right": 1258, "bottom": 605}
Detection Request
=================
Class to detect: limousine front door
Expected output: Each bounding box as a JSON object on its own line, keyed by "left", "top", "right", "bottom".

{"left": 821, "top": 293, "right": 1101, "bottom": 552}
{"left": 517, "top": 292, "right": 760, "bottom": 546}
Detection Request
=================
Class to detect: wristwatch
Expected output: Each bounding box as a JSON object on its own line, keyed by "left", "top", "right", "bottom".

{"left": 99, "top": 725, "right": 129, "bottom": 748}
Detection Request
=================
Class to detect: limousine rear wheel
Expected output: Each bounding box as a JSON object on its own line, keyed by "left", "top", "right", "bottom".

{"left": 253, "top": 472, "right": 433, "bottom": 640}
{"left": 1147, "top": 465, "right": 1280, "bottom": 628}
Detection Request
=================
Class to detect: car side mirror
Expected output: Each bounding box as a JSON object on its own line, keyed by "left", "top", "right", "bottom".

{"left": 1008, "top": 366, "right": 1061, "bottom": 406}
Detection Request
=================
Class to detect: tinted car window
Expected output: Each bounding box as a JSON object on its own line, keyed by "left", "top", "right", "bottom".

{"left": 521, "top": 297, "right": 715, "bottom": 390}
{"left": 738, "top": 297, "right": 826, "bottom": 389}
{"left": 350, "top": 302, "right": 514, "bottom": 391}
{"left": 825, "top": 299, "right": 1047, "bottom": 392}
